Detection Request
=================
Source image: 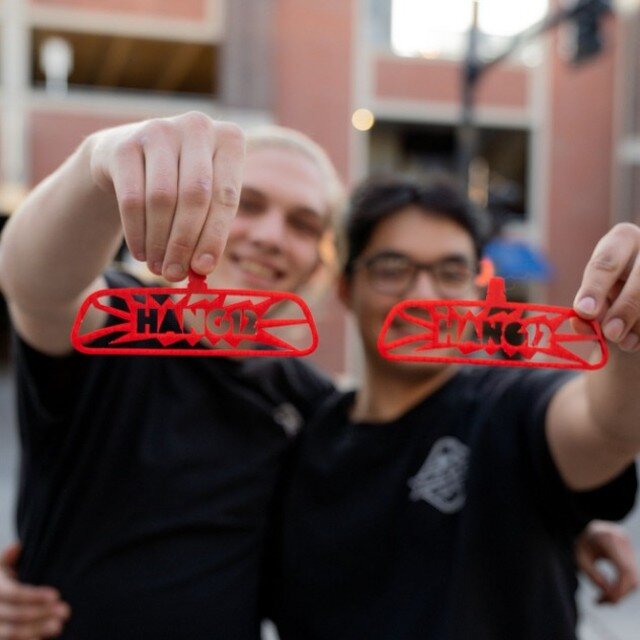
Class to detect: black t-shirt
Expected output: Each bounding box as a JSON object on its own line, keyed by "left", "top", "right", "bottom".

{"left": 272, "top": 367, "right": 638, "bottom": 640}
{"left": 13, "top": 271, "right": 334, "bottom": 640}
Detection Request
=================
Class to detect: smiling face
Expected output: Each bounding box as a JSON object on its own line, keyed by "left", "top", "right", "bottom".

{"left": 209, "top": 146, "right": 332, "bottom": 293}
{"left": 340, "top": 205, "right": 479, "bottom": 378}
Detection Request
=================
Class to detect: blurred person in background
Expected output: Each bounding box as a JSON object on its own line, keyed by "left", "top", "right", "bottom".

{"left": 270, "top": 175, "right": 639, "bottom": 640}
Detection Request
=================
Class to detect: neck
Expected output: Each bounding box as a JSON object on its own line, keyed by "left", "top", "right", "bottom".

{"left": 351, "top": 362, "right": 458, "bottom": 423}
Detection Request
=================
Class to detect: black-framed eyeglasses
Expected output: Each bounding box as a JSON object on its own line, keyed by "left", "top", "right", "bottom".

{"left": 355, "top": 251, "right": 478, "bottom": 298}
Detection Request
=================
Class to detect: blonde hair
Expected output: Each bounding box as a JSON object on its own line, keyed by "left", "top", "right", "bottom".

{"left": 245, "top": 125, "right": 345, "bottom": 234}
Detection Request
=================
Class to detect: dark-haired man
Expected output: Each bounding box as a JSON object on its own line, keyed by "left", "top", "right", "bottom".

{"left": 272, "top": 175, "right": 639, "bottom": 640}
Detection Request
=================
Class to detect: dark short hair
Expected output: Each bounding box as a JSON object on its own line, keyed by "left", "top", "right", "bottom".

{"left": 340, "top": 173, "right": 490, "bottom": 277}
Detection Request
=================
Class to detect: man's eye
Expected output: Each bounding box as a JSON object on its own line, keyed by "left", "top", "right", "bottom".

{"left": 289, "top": 217, "right": 323, "bottom": 238}
{"left": 439, "top": 267, "right": 470, "bottom": 283}
{"left": 374, "top": 263, "right": 410, "bottom": 279}
{"left": 238, "top": 199, "right": 263, "bottom": 214}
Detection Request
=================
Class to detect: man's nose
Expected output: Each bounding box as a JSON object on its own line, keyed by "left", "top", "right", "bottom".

{"left": 408, "top": 268, "right": 439, "bottom": 300}
{"left": 248, "top": 207, "right": 286, "bottom": 248}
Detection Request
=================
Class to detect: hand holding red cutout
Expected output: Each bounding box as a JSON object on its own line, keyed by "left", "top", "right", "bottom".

{"left": 573, "top": 223, "right": 640, "bottom": 354}
{"left": 90, "top": 112, "right": 245, "bottom": 281}
{"left": 378, "top": 277, "right": 608, "bottom": 369}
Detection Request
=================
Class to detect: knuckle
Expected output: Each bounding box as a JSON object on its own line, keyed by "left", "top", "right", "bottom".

{"left": 614, "top": 295, "right": 640, "bottom": 319}
{"left": 182, "top": 111, "right": 213, "bottom": 133}
{"left": 119, "top": 192, "right": 144, "bottom": 214}
{"left": 147, "top": 185, "right": 177, "bottom": 210}
{"left": 113, "top": 138, "right": 140, "bottom": 160}
{"left": 142, "top": 118, "right": 174, "bottom": 141}
{"left": 590, "top": 251, "right": 620, "bottom": 275}
{"left": 611, "top": 222, "right": 639, "bottom": 237}
{"left": 169, "top": 235, "right": 194, "bottom": 253}
{"left": 213, "top": 184, "right": 240, "bottom": 209}
{"left": 219, "top": 122, "right": 245, "bottom": 145}
{"left": 6, "top": 609, "right": 29, "bottom": 624}
{"left": 181, "top": 179, "right": 211, "bottom": 208}
{"left": 146, "top": 239, "right": 168, "bottom": 255}
{"left": 206, "top": 217, "right": 228, "bottom": 244}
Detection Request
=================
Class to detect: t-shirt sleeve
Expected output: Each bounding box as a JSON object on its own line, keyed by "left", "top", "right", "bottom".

{"left": 12, "top": 269, "right": 143, "bottom": 427}
{"left": 509, "top": 369, "right": 637, "bottom": 535}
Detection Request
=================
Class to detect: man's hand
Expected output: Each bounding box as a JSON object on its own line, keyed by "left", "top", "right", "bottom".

{"left": 573, "top": 223, "right": 640, "bottom": 353}
{"left": 89, "top": 111, "right": 246, "bottom": 282}
{"left": 0, "top": 543, "right": 70, "bottom": 639}
{"left": 576, "top": 521, "right": 639, "bottom": 604}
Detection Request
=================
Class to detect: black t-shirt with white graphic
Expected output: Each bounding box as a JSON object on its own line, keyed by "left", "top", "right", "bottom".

{"left": 13, "top": 270, "right": 334, "bottom": 640}
{"left": 271, "top": 367, "right": 638, "bottom": 640}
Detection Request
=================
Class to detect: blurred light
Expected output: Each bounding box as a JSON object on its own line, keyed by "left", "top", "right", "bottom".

{"left": 391, "top": 0, "right": 549, "bottom": 58}
{"left": 613, "top": 0, "right": 640, "bottom": 13}
{"left": 352, "top": 108, "right": 375, "bottom": 132}
{"left": 419, "top": 47, "right": 443, "bottom": 60}
{"left": 0, "top": 182, "right": 28, "bottom": 215}
{"left": 39, "top": 37, "right": 74, "bottom": 95}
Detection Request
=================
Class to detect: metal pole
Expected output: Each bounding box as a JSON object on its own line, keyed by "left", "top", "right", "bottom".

{"left": 456, "top": 0, "right": 611, "bottom": 196}
{"left": 457, "top": 0, "right": 480, "bottom": 194}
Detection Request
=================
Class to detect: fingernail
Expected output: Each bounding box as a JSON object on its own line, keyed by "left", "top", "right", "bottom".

{"left": 165, "top": 264, "right": 185, "bottom": 280}
{"left": 195, "top": 253, "right": 216, "bottom": 273}
{"left": 604, "top": 318, "right": 625, "bottom": 342}
{"left": 577, "top": 296, "right": 597, "bottom": 315}
{"left": 151, "top": 261, "right": 163, "bottom": 275}
{"left": 620, "top": 333, "right": 639, "bottom": 352}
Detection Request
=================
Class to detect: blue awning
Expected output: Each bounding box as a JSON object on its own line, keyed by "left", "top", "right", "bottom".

{"left": 483, "top": 238, "right": 553, "bottom": 281}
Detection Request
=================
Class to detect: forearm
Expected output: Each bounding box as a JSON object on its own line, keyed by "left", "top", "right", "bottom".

{"left": 0, "top": 134, "right": 122, "bottom": 312}
{"left": 586, "top": 350, "right": 640, "bottom": 450}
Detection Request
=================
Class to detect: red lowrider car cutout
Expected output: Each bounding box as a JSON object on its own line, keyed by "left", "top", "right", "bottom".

{"left": 378, "top": 277, "right": 608, "bottom": 370}
{"left": 71, "top": 270, "right": 318, "bottom": 357}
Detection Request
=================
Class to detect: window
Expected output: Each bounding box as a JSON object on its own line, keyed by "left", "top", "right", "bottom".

{"left": 32, "top": 29, "right": 218, "bottom": 96}
{"left": 369, "top": 120, "right": 530, "bottom": 223}
{"left": 388, "top": 0, "right": 549, "bottom": 61}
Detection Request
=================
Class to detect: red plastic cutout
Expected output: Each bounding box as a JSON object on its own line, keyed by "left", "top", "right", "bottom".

{"left": 71, "top": 270, "right": 318, "bottom": 357}
{"left": 377, "top": 277, "right": 608, "bottom": 370}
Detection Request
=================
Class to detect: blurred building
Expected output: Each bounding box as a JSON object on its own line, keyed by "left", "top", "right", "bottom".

{"left": 0, "top": 0, "right": 639, "bottom": 377}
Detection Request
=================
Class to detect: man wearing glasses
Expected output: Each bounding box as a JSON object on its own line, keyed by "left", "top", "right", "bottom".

{"left": 271, "top": 174, "right": 639, "bottom": 640}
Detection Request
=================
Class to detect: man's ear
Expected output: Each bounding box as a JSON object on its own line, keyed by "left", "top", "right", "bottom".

{"left": 337, "top": 274, "right": 353, "bottom": 310}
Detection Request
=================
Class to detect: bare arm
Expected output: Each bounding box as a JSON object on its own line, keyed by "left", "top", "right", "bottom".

{"left": 0, "top": 112, "right": 245, "bottom": 355}
{"left": 547, "top": 223, "right": 640, "bottom": 490}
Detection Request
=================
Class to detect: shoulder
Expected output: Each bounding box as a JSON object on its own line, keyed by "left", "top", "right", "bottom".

{"left": 238, "top": 357, "right": 336, "bottom": 418}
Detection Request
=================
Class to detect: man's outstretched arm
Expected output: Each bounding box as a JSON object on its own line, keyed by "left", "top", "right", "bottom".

{"left": 0, "top": 112, "right": 245, "bottom": 355}
{"left": 547, "top": 223, "right": 640, "bottom": 490}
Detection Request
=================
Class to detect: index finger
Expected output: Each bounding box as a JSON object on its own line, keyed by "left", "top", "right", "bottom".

{"left": 573, "top": 225, "right": 637, "bottom": 320}
{"left": 0, "top": 579, "right": 60, "bottom": 605}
